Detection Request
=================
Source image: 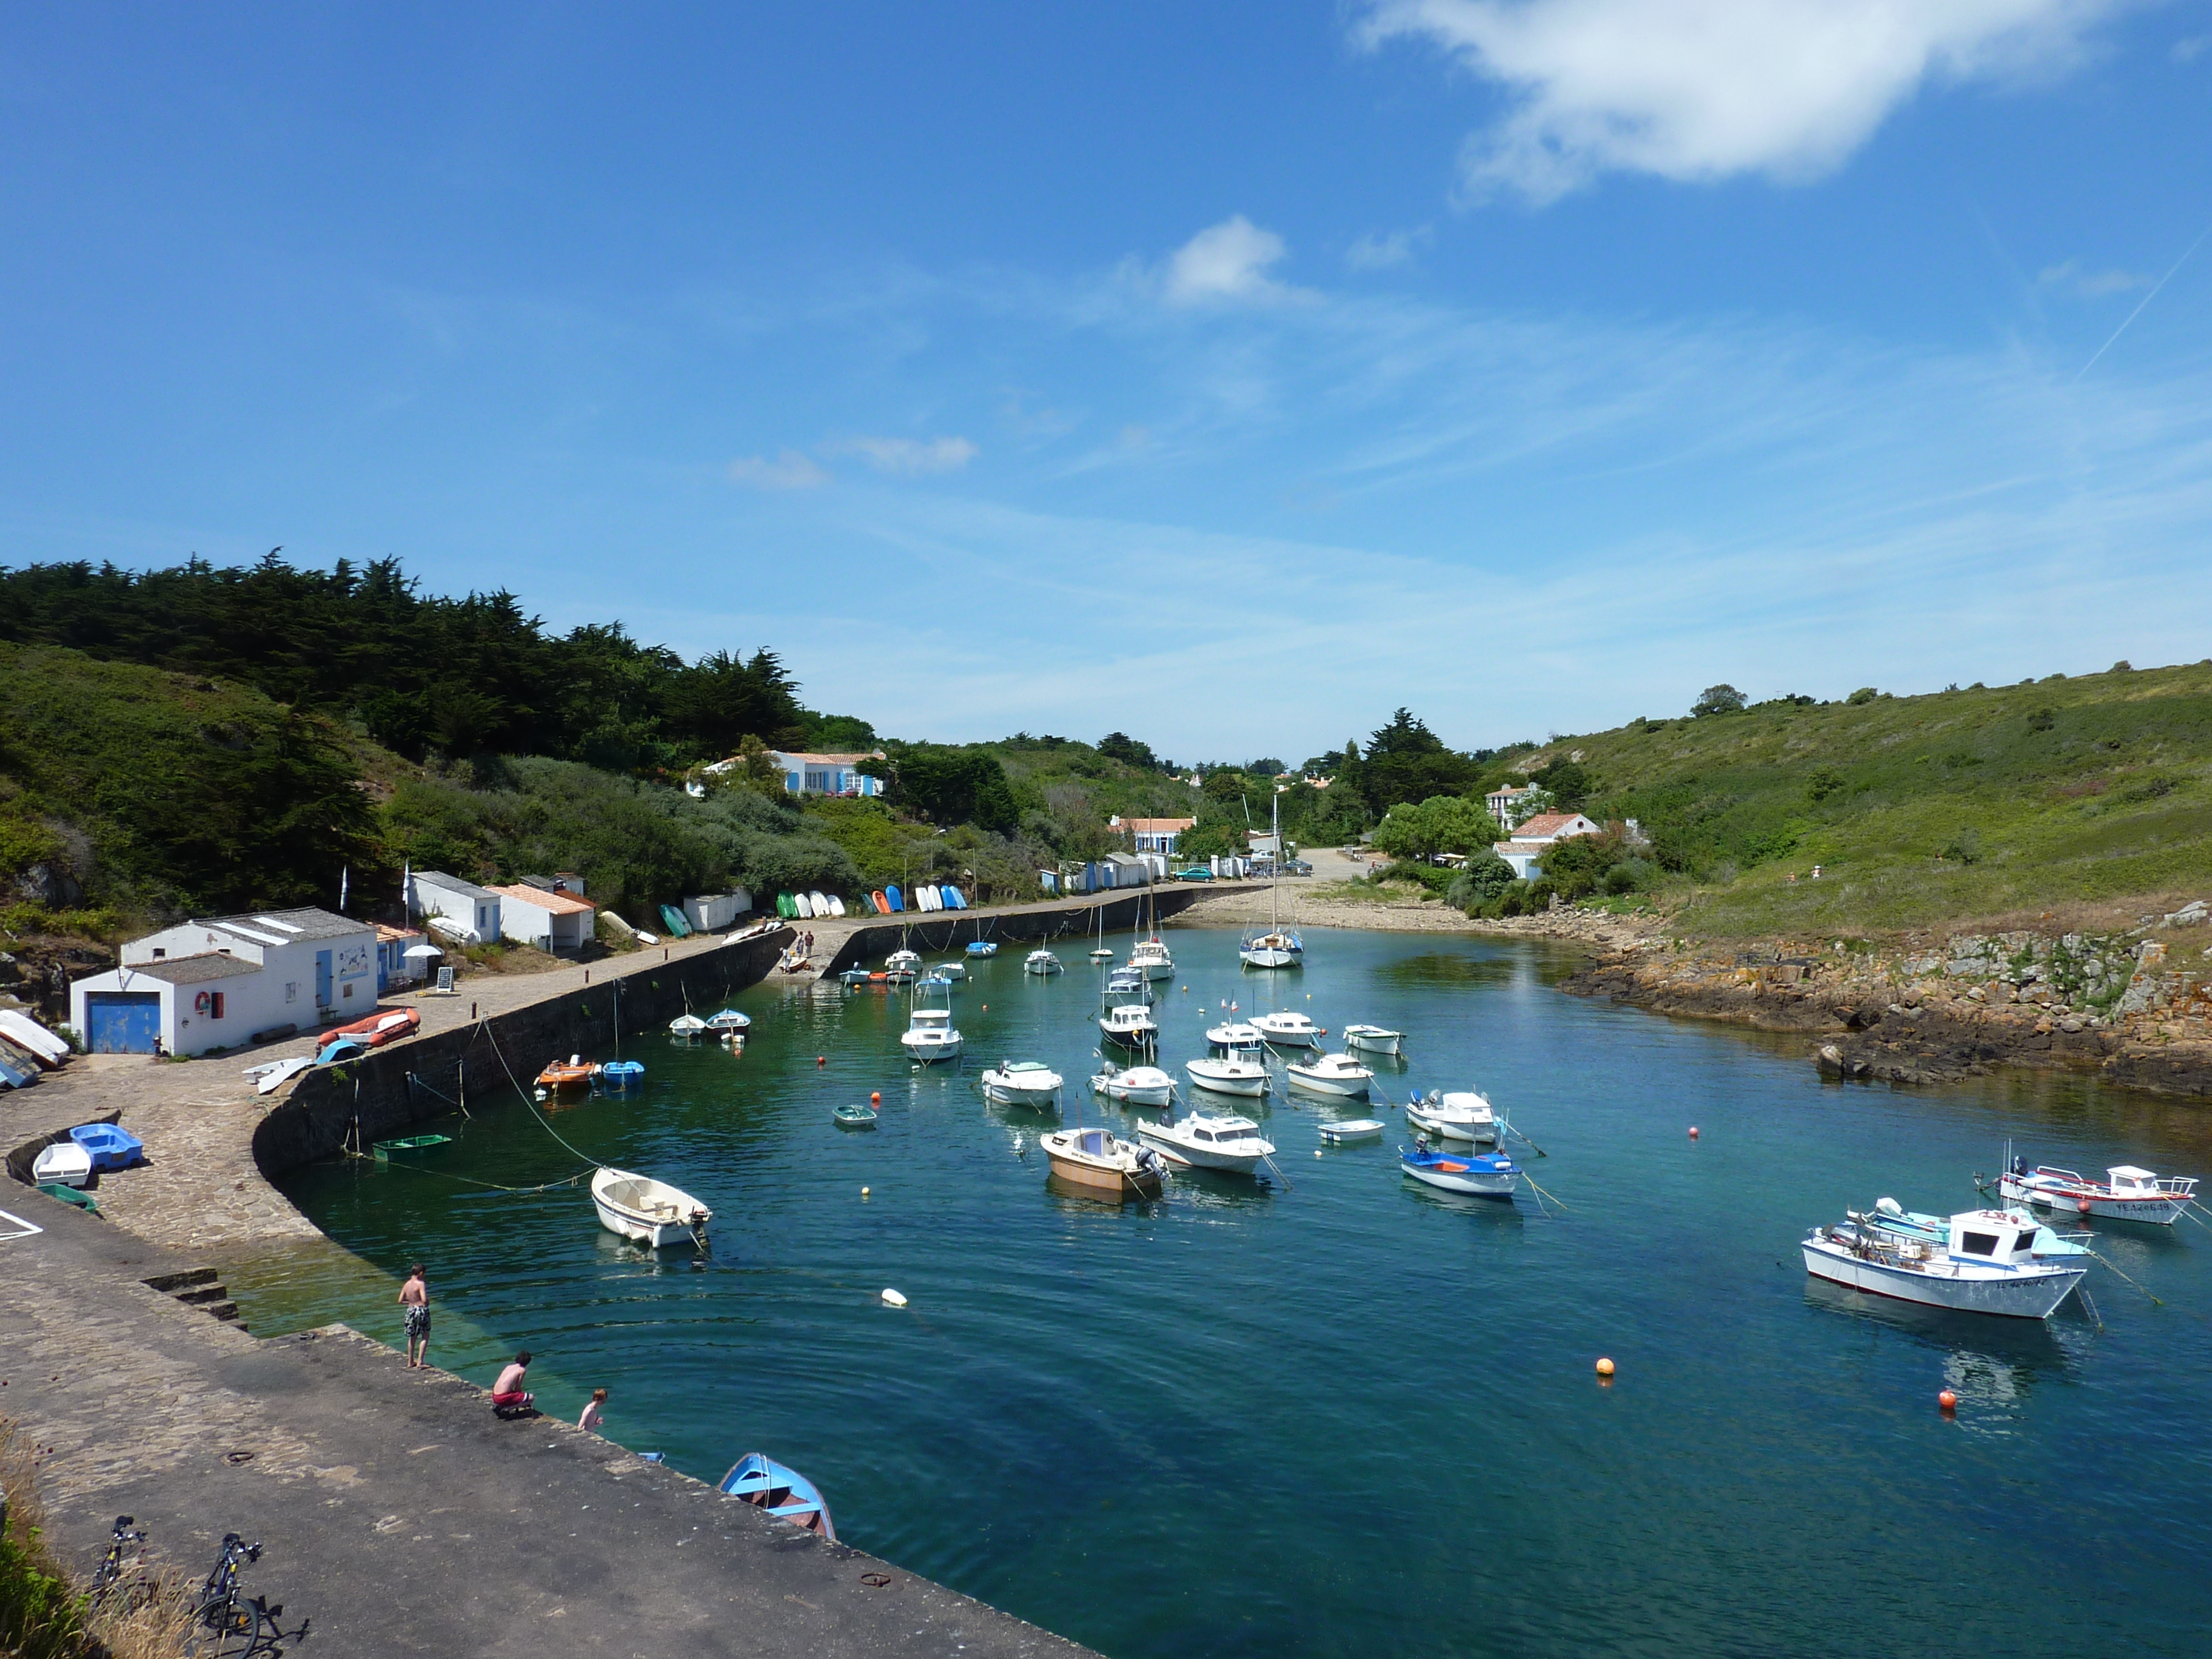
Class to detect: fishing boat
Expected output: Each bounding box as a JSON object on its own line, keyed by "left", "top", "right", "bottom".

{"left": 1996, "top": 1158, "right": 2199, "bottom": 1225}
{"left": 591, "top": 1166, "right": 712, "bottom": 1248}
{"left": 1206, "top": 1021, "right": 1263, "bottom": 1054}
{"left": 596, "top": 1059, "right": 645, "bottom": 1088}
{"left": 980, "top": 1061, "right": 1064, "bottom": 1108}
{"left": 31, "top": 1141, "right": 93, "bottom": 1188}
{"left": 1341, "top": 1024, "right": 1404, "bottom": 1057}
{"left": 1401, "top": 1144, "right": 1520, "bottom": 1199}
{"left": 1318, "top": 1118, "right": 1384, "bottom": 1143}
{"left": 1090, "top": 1062, "right": 1177, "bottom": 1107}
{"left": 832, "top": 1103, "right": 879, "bottom": 1130}
{"left": 1857, "top": 1196, "right": 2090, "bottom": 1261}
{"left": 1802, "top": 1207, "right": 2086, "bottom": 1318}
{"left": 900, "top": 994, "right": 964, "bottom": 1064}
{"left": 965, "top": 939, "right": 999, "bottom": 957}
{"left": 720, "top": 1453, "right": 836, "bottom": 1542}
{"left": 1107, "top": 967, "right": 1156, "bottom": 1006}
{"left": 1251, "top": 1011, "right": 1320, "bottom": 1048}
{"left": 1136, "top": 1111, "right": 1275, "bottom": 1175}
{"left": 1285, "top": 1051, "right": 1375, "bottom": 1098}
{"left": 1128, "top": 937, "right": 1175, "bottom": 981}
{"left": 1240, "top": 792, "right": 1302, "bottom": 968}
{"left": 669, "top": 1013, "right": 708, "bottom": 1040}
{"left": 372, "top": 1133, "right": 454, "bottom": 1162}
{"left": 1185, "top": 1054, "right": 1269, "bottom": 1097}
{"left": 1405, "top": 1089, "right": 1498, "bottom": 1144}
{"left": 536, "top": 1054, "right": 595, "bottom": 1092}
{"left": 69, "top": 1122, "right": 146, "bottom": 1171}
{"left": 1099, "top": 1002, "right": 1159, "bottom": 1047}
{"left": 1024, "top": 948, "right": 1064, "bottom": 976}
{"left": 704, "top": 1009, "right": 752, "bottom": 1037}
{"left": 1041, "top": 1125, "right": 1168, "bottom": 1199}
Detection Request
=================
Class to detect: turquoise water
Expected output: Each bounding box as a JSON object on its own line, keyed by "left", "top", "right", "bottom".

{"left": 257, "top": 927, "right": 2212, "bottom": 1657}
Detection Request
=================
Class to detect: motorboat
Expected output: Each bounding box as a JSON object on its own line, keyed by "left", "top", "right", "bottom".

{"left": 936, "top": 960, "right": 967, "bottom": 980}
{"left": 1024, "top": 949, "right": 1064, "bottom": 976}
{"left": 69, "top": 1122, "right": 146, "bottom": 1171}
{"left": 1099, "top": 1004, "right": 1159, "bottom": 1047}
{"left": 886, "top": 948, "right": 923, "bottom": 980}
{"left": 1857, "top": 1196, "right": 2090, "bottom": 1261}
{"left": 1185, "top": 1054, "right": 1269, "bottom": 1098}
{"left": 536, "top": 1054, "right": 595, "bottom": 1092}
{"left": 1136, "top": 1112, "right": 1275, "bottom": 1175}
{"left": 1090, "top": 1064, "right": 1177, "bottom": 1107}
{"left": 1206, "top": 1021, "right": 1263, "bottom": 1054}
{"left": 704, "top": 1009, "right": 752, "bottom": 1036}
{"left": 966, "top": 940, "right": 999, "bottom": 957}
{"left": 900, "top": 1004, "right": 964, "bottom": 1065}
{"left": 919, "top": 969, "right": 956, "bottom": 991}
{"left": 1341, "top": 1024, "right": 1404, "bottom": 1057}
{"left": 1802, "top": 1207, "right": 2087, "bottom": 1318}
{"left": 1997, "top": 1159, "right": 2198, "bottom": 1225}
{"left": 32, "top": 1141, "right": 93, "bottom": 1188}
{"left": 1402, "top": 1144, "right": 1520, "bottom": 1199}
{"left": 1285, "top": 1051, "right": 1374, "bottom": 1098}
{"left": 720, "top": 1453, "right": 836, "bottom": 1542}
{"left": 980, "top": 1061, "right": 1064, "bottom": 1109}
{"left": 1128, "top": 938, "right": 1175, "bottom": 981}
{"left": 1406, "top": 1089, "right": 1498, "bottom": 1143}
{"left": 1318, "top": 1119, "right": 1384, "bottom": 1143}
{"left": 1106, "top": 968, "right": 1155, "bottom": 1006}
{"left": 832, "top": 1103, "right": 879, "bottom": 1130}
{"left": 591, "top": 1167, "right": 712, "bottom": 1248}
{"left": 838, "top": 968, "right": 884, "bottom": 989}
{"left": 1041, "top": 1126, "right": 1167, "bottom": 1199}
{"left": 669, "top": 1013, "right": 708, "bottom": 1040}
{"left": 1251, "top": 1011, "right": 1320, "bottom": 1048}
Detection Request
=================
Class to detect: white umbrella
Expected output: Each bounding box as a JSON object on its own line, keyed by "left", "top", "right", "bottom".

{"left": 403, "top": 943, "right": 444, "bottom": 959}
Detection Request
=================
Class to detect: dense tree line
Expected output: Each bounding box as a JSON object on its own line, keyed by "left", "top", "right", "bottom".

{"left": 0, "top": 553, "right": 870, "bottom": 773}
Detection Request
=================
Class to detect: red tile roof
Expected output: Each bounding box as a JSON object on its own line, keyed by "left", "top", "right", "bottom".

{"left": 488, "top": 883, "right": 597, "bottom": 916}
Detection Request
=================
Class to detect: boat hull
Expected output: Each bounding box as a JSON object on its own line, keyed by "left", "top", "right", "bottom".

{"left": 1997, "top": 1173, "right": 2188, "bottom": 1225}
{"left": 1406, "top": 1105, "right": 1496, "bottom": 1143}
{"left": 1252, "top": 1022, "right": 1318, "bottom": 1049}
{"left": 1185, "top": 1062, "right": 1267, "bottom": 1097}
{"left": 1286, "top": 1067, "right": 1370, "bottom": 1098}
{"left": 1099, "top": 1017, "right": 1158, "bottom": 1047}
{"left": 1042, "top": 1151, "right": 1162, "bottom": 1199}
{"left": 1401, "top": 1155, "right": 1517, "bottom": 1198}
{"left": 983, "top": 1082, "right": 1061, "bottom": 1108}
{"left": 1342, "top": 1028, "right": 1403, "bottom": 1056}
{"left": 901, "top": 1034, "right": 964, "bottom": 1064}
{"left": 1318, "top": 1119, "right": 1384, "bottom": 1142}
{"left": 1134, "top": 1123, "right": 1265, "bottom": 1175}
{"left": 1094, "top": 1074, "right": 1175, "bottom": 1107}
{"left": 1241, "top": 948, "right": 1296, "bottom": 969}
{"left": 1801, "top": 1238, "right": 2082, "bottom": 1318}
{"left": 591, "top": 1168, "right": 711, "bottom": 1250}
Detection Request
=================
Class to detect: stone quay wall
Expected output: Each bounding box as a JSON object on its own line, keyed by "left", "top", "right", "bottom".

{"left": 252, "top": 927, "right": 792, "bottom": 1179}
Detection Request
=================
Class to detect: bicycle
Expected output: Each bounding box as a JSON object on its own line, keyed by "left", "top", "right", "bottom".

{"left": 92, "top": 1513, "right": 147, "bottom": 1597}
{"left": 190, "top": 1533, "right": 310, "bottom": 1656}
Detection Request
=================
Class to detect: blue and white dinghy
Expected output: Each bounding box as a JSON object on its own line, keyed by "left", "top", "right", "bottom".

{"left": 720, "top": 1453, "right": 836, "bottom": 1541}
{"left": 1400, "top": 1144, "right": 1519, "bottom": 1199}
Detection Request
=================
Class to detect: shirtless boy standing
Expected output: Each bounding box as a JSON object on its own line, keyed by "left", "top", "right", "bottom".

{"left": 398, "top": 1264, "right": 431, "bottom": 1368}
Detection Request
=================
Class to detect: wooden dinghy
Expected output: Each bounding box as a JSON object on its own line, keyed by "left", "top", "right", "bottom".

{"left": 536, "top": 1054, "right": 595, "bottom": 1092}
{"left": 720, "top": 1453, "right": 836, "bottom": 1541}
{"left": 1041, "top": 1126, "right": 1167, "bottom": 1200}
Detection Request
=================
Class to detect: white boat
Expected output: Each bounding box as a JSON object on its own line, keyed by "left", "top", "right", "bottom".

{"left": 1205, "top": 1021, "right": 1264, "bottom": 1054}
{"left": 1128, "top": 938, "right": 1175, "bottom": 981}
{"left": 1136, "top": 1112, "right": 1276, "bottom": 1175}
{"left": 31, "top": 1141, "right": 93, "bottom": 1188}
{"left": 1251, "top": 1011, "right": 1319, "bottom": 1048}
{"left": 936, "top": 960, "right": 967, "bottom": 980}
{"left": 668, "top": 1013, "right": 708, "bottom": 1039}
{"left": 1803, "top": 1207, "right": 2086, "bottom": 1319}
{"left": 1997, "top": 1161, "right": 2198, "bottom": 1225}
{"left": 1041, "top": 1126, "right": 1167, "bottom": 1199}
{"left": 1025, "top": 949, "right": 1064, "bottom": 976}
{"left": 793, "top": 891, "right": 814, "bottom": 919}
{"left": 1341, "top": 1024, "right": 1404, "bottom": 1057}
{"left": 1285, "top": 1051, "right": 1375, "bottom": 1098}
{"left": 1099, "top": 1003, "right": 1159, "bottom": 1047}
{"left": 1091, "top": 1064, "right": 1178, "bottom": 1107}
{"left": 886, "top": 948, "right": 923, "bottom": 977}
{"left": 591, "top": 1166, "right": 712, "bottom": 1249}
{"left": 704, "top": 1008, "right": 751, "bottom": 1035}
{"left": 1185, "top": 1054, "right": 1269, "bottom": 1097}
{"left": 1405, "top": 1089, "right": 1498, "bottom": 1143}
{"left": 980, "top": 1061, "right": 1063, "bottom": 1108}
{"left": 1089, "top": 947, "right": 1115, "bottom": 962}
{"left": 1106, "top": 969, "right": 1155, "bottom": 1006}
{"left": 900, "top": 1002, "right": 964, "bottom": 1065}
{"left": 1240, "top": 793, "right": 1304, "bottom": 969}
{"left": 1401, "top": 1144, "right": 1520, "bottom": 1199}
{"left": 808, "top": 890, "right": 831, "bottom": 917}
{"left": 828, "top": 895, "right": 847, "bottom": 917}
{"left": 1318, "top": 1119, "right": 1384, "bottom": 1143}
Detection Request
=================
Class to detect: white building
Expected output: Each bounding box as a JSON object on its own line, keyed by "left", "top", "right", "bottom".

{"left": 1109, "top": 816, "right": 1195, "bottom": 856}
{"left": 1486, "top": 784, "right": 1537, "bottom": 828}
{"left": 410, "top": 871, "right": 503, "bottom": 945}
{"left": 1492, "top": 812, "right": 1604, "bottom": 881}
{"left": 772, "top": 751, "right": 886, "bottom": 797}
{"left": 71, "top": 907, "right": 376, "bottom": 1056}
{"left": 489, "top": 883, "right": 598, "bottom": 953}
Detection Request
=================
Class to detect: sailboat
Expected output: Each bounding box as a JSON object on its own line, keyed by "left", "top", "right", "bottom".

{"left": 1240, "top": 789, "right": 1301, "bottom": 969}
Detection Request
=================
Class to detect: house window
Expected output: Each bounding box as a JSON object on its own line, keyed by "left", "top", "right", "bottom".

{"left": 152, "top": 947, "right": 166, "bottom": 959}
{"left": 210, "top": 993, "right": 225, "bottom": 1019}
{"left": 286, "top": 982, "right": 298, "bottom": 1004}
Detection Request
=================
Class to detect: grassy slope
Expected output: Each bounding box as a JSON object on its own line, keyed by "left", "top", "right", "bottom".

{"left": 1551, "top": 663, "right": 2212, "bottom": 939}
{"left": 984, "top": 742, "right": 1201, "bottom": 825}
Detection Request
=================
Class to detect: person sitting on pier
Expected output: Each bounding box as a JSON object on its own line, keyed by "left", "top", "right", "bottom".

{"left": 491, "top": 1350, "right": 535, "bottom": 1418}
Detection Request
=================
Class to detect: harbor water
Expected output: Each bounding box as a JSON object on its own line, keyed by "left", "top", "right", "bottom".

{"left": 244, "top": 926, "right": 2212, "bottom": 1657}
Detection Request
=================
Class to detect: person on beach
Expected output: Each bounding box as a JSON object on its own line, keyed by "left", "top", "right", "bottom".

{"left": 578, "top": 1387, "right": 608, "bottom": 1434}
{"left": 491, "top": 1350, "right": 535, "bottom": 1416}
{"left": 398, "top": 1264, "right": 430, "bottom": 1368}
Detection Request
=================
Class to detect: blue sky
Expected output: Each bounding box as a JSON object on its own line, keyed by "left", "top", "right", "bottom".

{"left": 2, "top": 4, "right": 2208, "bottom": 760}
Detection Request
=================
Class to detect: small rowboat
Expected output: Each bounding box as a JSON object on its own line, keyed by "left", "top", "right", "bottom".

{"left": 32, "top": 1141, "right": 93, "bottom": 1188}
{"left": 833, "top": 1104, "right": 879, "bottom": 1130}
{"left": 69, "top": 1122, "right": 146, "bottom": 1171}
{"left": 373, "top": 1133, "right": 454, "bottom": 1161}
{"left": 965, "top": 940, "right": 997, "bottom": 956}
{"left": 325, "top": 1007, "right": 421, "bottom": 1048}
{"left": 1318, "top": 1119, "right": 1384, "bottom": 1143}
{"left": 720, "top": 1453, "right": 836, "bottom": 1542}
{"left": 1341, "top": 1024, "right": 1404, "bottom": 1056}
{"left": 536, "top": 1054, "right": 594, "bottom": 1091}
{"left": 591, "top": 1166, "right": 712, "bottom": 1248}
{"left": 597, "top": 1059, "right": 645, "bottom": 1088}
{"left": 1401, "top": 1144, "right": 1519, "bottom": 1199}
{"left": 705, "top": 1008, "right": 751, "bottom": 1034}
{"left": 669, "top": 1014, "right": 708, "bottom": 1039}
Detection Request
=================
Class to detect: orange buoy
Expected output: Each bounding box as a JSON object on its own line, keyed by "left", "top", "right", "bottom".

{"left": 1595, "top": 1357, "right": 1615, "bottom": 1378}
{"left": 817, "top": 1056, "right": 827, "bottom": 1067}
{"left": 2077, "top": 1197, "right": 2092, "bottom": 1215}
{"left": 1938, "top": 1389, "right": 1957, "bottom": 1413}
{"left": 1689, "top": 1126, "right": 1700, "bottom": 1139}
{"left": 870, "top": 1091, "right": 881, "bottom": 1104}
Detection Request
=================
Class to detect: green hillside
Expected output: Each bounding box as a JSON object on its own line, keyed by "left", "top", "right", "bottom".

{"left": 1478, "top": 663, "right": 2212, "bottom": 937}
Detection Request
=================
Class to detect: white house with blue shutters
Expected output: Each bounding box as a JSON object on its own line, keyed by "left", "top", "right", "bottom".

{"left": 69, "top": 907, "right": 377, "bottom": 1056}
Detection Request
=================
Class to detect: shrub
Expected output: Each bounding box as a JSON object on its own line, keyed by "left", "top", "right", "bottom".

{"left": 1446, "top": 852, "right": 1518, "bottom": 912}
{"left": 1938, "top": 828, "right": 1983, "bottom": 865}
{"left": 1806, "top": 767, "right": 1846, "bottom": 803}
{"left": 2027, "top": 708, "right": 2056, "bottom": 733}
{"left": 1846, "top": 687, "right": 1879, "bottom": 706}
{"left": 1603, "top": 857, "right": 1657, "bottom": 895}
{"left": 1692, "top": 685, "right": 1746, "bottom": 717}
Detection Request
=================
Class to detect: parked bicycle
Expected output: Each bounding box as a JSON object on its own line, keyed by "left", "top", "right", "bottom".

{"left": 92, "top": 1513, "right": 148, "bottom": 1596}
{"left": 190, "top": 1532, "right": 310, "bottom": 1656}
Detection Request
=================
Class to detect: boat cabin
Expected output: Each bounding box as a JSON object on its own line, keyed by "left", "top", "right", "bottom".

{"left": 1183, "top": 1116, "right": 1261, "bottom": 1145}
{"left": 2108, "top": 1165, "right": 2166, "bottom": 1196}
{"left": 1946, "top": 1209, "right": 2042, "bottom": 1265}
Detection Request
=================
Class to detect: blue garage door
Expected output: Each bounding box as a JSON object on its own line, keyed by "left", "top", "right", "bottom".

{"left": 85, "top": 991, "right": 161, "bottom": 1054}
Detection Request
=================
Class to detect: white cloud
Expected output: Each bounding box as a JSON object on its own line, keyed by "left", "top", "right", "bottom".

{"left": 1346, "top": 226, "right": 1435, "bottom": 269}
{"left": 2037, "top": 257, "right": 2151, "bottom": 297}
{"left": 1163, "top": 216, "right": 1300, "bottom": 305}
{"left": 1357, "top": 0, "right": 2121, "bottom": 203}
{"left": 2173, "top": 33, "right": 2210, "bottom": 62}
{"left": 837, "top": 435, "right": 979, "bottom": 475}
{"left": 726, "top": 449, "right": 830, "bottom": 489}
